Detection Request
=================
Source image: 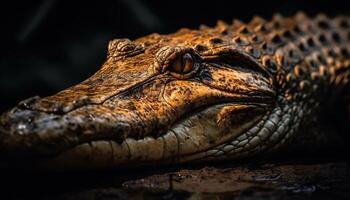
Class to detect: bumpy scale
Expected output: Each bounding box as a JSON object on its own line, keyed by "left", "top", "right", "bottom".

{"left": 0, "top": 12, "right": 349, "bottom": 170}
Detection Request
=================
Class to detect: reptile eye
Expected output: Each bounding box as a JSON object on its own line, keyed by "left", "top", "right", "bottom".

{"left": 170, "top": 53, "right": 194, "bottom": 74}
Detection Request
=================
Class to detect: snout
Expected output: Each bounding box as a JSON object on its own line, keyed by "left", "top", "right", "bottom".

{"left": 0, "top": 100, "right": 138, "bottom": 160}
{"left": 0, "top": 106, "right": 65, "bottom": 158}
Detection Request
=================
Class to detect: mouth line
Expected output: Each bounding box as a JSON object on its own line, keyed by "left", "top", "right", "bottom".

{"left": 0, "top": 90, "right": 275, "bottom": 167}
{"left": 62, "top": 100, "right": 271, "bottom": 154}
{"left": 0, "top": 98, "right": 273, "bottom": 170}
{"left": 48, "top": 101, "right": 270, "bottom": 170}
{"left": 74, "top": 95, "right": 273, "bottom": 142}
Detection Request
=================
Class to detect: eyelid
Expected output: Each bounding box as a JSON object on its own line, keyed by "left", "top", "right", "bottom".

{"left": 201, "top": 48, "right": 270, "bottom": 78}
{"left": 155, "top": 46, "right": 201, "bottom": 73}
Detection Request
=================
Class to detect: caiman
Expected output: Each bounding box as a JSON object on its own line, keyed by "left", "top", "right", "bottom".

{"left": 0, "top": 13, "right": 349, "bottom": 170}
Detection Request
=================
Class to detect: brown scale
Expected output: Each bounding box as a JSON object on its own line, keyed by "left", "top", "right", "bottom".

{"left": 0, "top": 13, "right": 349, "bottom": 168}
{"left": 200, "top": 13, "right": 350, "bottom": 160}
{"left": 193, "top": 13, "right": 349, "bottom": 103}
{"left": 203, "top": 13, "right": 350, "bottom": 129}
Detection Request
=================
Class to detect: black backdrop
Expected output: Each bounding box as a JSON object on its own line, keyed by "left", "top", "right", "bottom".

{"left": 0, "top": 0, "right": 349, "bottom": 112}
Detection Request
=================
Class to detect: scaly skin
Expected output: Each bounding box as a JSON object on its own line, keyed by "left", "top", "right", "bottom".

{"left": 0, "top": 13, "right": 349, "bottom": 170}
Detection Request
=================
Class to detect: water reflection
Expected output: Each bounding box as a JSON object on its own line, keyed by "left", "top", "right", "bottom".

{"left": 2, "top": 162, "right": 349, "bottom": 199}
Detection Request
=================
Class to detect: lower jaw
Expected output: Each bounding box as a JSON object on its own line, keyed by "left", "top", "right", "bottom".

{"left": 24, "top": 103, "right": 269, "bottom": 171}
{"left": 2, "top": 102, "right": 274, "bottom": 171}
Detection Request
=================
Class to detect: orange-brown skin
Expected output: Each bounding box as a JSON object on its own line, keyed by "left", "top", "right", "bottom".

{"left": 0, "top": 13, "right": 349, "bottom": 170}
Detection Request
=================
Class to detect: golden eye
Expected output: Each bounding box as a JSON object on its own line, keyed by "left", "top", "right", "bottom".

{"left": 170, "top": 53, "right": 194, "bottom": 74}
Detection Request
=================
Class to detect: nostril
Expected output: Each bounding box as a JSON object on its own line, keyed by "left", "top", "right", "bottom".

{"left": 2, "top": 109, "right": 37, "bottom": 135}
{"left": 0, "top": 108, "right": 55, "bottom": 158}
{"left": 11, "top": 120, "right": 35, "bottom": 135}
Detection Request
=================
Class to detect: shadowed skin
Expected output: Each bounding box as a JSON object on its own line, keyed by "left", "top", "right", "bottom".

{"left": 0, "top": 13, "right": 349, "bottom": 170}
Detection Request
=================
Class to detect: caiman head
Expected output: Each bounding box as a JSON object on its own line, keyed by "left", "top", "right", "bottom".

{"left": 0, "top": 27, "right": 278, "bottom": 170}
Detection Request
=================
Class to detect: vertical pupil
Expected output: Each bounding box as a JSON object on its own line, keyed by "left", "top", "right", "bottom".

{"left": 170, "top": 53, "right": 194, "bottom": 74}
{"left": 182, "top": 53, "right": 193, "bottom": 73}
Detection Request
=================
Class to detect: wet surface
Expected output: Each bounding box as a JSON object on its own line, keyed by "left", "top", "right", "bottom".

{"left": 1, "top": 156, "right": 350, "bottom": 200}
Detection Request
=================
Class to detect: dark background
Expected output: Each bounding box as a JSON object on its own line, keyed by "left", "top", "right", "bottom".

{"left": 0, "top": 1, "right": 350, "bottom": 199}
{"left": 0, "top": 0, "right": 349, "bottom": 112}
